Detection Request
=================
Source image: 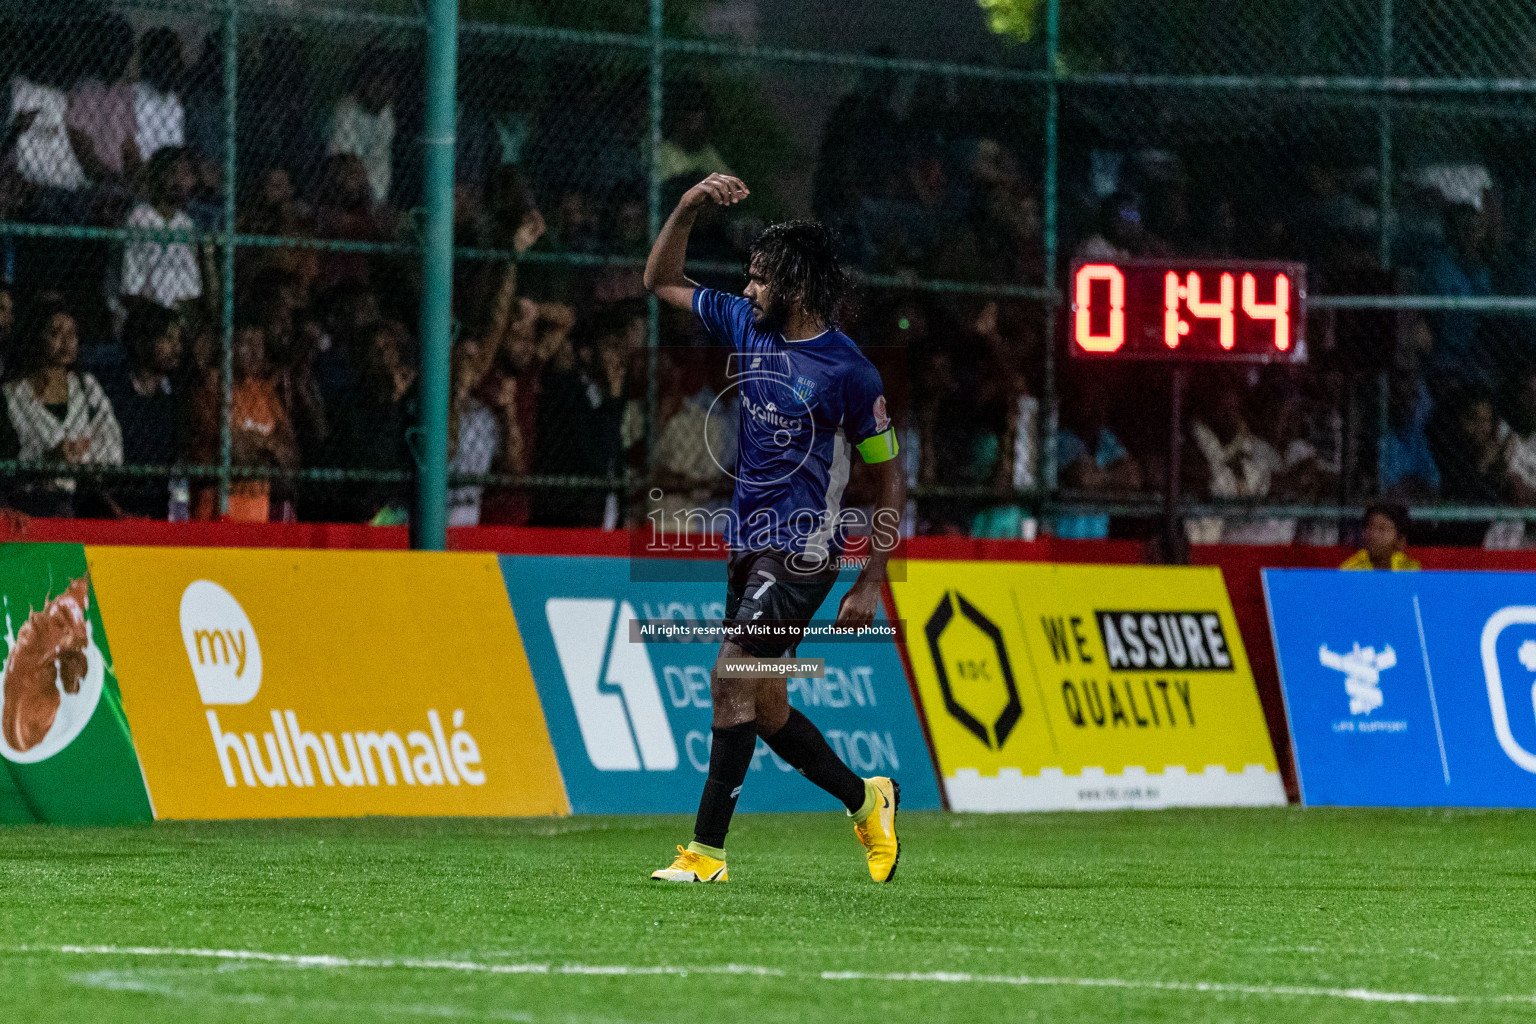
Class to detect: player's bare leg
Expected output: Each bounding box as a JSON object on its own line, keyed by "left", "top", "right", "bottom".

{"left": 651, "top": 641, "right": 755, "bottom": 882}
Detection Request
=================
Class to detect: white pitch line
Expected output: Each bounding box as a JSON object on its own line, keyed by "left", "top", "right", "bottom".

{"left": 11, "top": 944, "right": 1532, "bottom": 1007}
{"left": 820, "top": 970, "right": 1529, "bottom": 1005}
{"left": 20, "top": 945, "right": 781, "bottom": 979}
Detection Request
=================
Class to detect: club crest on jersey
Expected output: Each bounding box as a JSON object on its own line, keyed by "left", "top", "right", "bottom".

{"left": 793, "top": 375, "right": 817, "bottom": 404}
{"left": 873, "top": 396, "right": 891, "bottom": 432}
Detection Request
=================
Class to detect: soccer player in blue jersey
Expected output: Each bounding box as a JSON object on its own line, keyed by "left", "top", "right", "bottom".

{"left": 644, "top": 173, "right": 903, "bottom": 883}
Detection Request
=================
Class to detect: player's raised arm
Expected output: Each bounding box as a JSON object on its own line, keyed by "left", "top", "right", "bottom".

{"left": 643, "top": 173, "right": 750, "bottom": 311}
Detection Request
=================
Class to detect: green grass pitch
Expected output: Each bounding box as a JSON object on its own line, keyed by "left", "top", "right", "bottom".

{"left": 3, "top": 807, "right": 1535, "bottom": 1023}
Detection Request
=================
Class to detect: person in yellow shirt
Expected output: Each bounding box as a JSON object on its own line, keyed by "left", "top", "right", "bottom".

{"left": 1341, "top": 502, "right": 1420, "bottom": 570}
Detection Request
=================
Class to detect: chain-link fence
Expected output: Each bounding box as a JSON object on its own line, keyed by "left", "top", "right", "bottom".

{"left": 0, "top": 0, "right": 1530, "bottom": 549}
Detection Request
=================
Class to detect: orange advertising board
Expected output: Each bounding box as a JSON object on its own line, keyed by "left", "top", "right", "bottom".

{"left": 86, "top": 547, "right": 568, "bottom": 819}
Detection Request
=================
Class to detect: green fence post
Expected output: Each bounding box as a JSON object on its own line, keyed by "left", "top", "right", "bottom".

{"left": 414, "top": 0, "right": 459, "bottom": 551}
{"left": 645, "top": 0, "right": 664, "bottom": 491}
{"left": 1040, "top": 0, "right": 1061, "bottom": 501}
{"left": 218, "top": 0, "right": 238, "bottom": 516}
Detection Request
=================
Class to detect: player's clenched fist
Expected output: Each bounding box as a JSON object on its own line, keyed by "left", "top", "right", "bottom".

{"left": 682, "top": 173, "right": 750, "bottom": 210}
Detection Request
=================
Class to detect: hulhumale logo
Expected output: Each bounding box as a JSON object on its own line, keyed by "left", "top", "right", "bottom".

{"left": 185, "top": 580, "right": 487, "bottom": 789}
{"left": 546, "top": 597, "right": 677, "bottom": 771}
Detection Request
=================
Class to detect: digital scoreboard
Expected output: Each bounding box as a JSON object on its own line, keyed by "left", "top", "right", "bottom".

{"left": 1069, "top": 258, "right": 1307, "bottom": 363}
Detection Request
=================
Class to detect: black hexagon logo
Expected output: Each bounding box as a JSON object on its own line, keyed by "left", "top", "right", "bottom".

{"left": 924, "top": 591, "right": 1022, "bottom": 749}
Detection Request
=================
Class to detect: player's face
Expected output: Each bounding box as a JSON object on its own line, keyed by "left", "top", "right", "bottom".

{"left": 744, "top": 262, "right": 785, "bottom": 330}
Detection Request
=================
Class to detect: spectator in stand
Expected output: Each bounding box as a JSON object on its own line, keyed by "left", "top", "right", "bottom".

{"left": 99, "top": 297, "right": 183, "bottom": 518}
{"left": 475, "top": 296, "right": 561, "bottom": 526}
{"left": 969, "top": 365, "right": 1039, "bottom": 541}
{"left": 1380, "top": 372, "right": 1441, "bottom": 501}
{"left": 0, "top": 286, "right": 16, "bottom": 380}
{"left": 859, "top": 149, "right": 951, "bottom": 274}
{"left": 3, "top": 297, "right": 123, "bottom": 518}
{"left": 529, "top": 306, "right": 626, "bottom": 528}
{"left": 1074, "top": 191, "right": 1170, "bottom": 261}
{"left": 1503, "top": 364, "right": 1536, "bottom": 507}
{"left": 1269, "top": 370, "right": 1344, "bottom": 544}
{"left": 1341, "top": 502, "right": 1419, "bottom": 570}
{"left": 658, "top": 84, "right": 732, "bottom": 188}
{"left": 1428, "top": 387, "right": 1506, "bottom": 505}
{"left": 247, "top": 267, "right": 326, "bottom": 471}
{"left": 180, "top": 28, "right": 224, "bottom": 166}
{"left": 188, "top": 318, "right": 298, "bottom": 522}
{"left": 313, "top": 153, "right": 384, "bottom": 290}
{"left": 238, "top": 27, "right": 323, "bottom": 187}
{"left": 10, "top": 21, "right": 89, "bottom": 201}
{"left": 1053, "top": 378, "right": 1140, "bottom": 540}
{"left": 967, "top": 139, "right": 1043, "bottom": 284}
{"left": 1423, "top": 202, "right": 1495, "bottom": 389}
{"left": 328, "top": 48, "right": 397, "bottom": 207}
{"left": 238, "top": 166, "right": 320, "bottom": 297}
{"left": 648, "top": 350, "right": 736, "bottom": 533}
{"left": 1185, "top": 380, "right": 1293, "bottom": 544}
{"left": 813, "top": 60, "right": 903, "bottom": 233}
{"left": 122, "top": 147, "right": 203, "bottom": 309}
{"left": 66, "top": 15, "right": 139, "bottom": 183}
{"left": 321, "top": 319, "right": 416, "bottom": 523}
{"left": 447, "top": 335, "right": 521, "bottom": 527}
{"left": 545, "top": 187, "right": 604, "bottom": 255}
{"left": 133, "top": 28, "right": 186, "bottom": 163}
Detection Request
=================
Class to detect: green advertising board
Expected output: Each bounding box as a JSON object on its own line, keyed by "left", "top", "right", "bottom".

{"left": 0, "top": 544, "right": 152, "bottom": 824}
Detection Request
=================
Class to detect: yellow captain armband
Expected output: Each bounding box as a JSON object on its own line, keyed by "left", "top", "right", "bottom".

{"left": 855, "top": 429, "right": 900, "bottom": 464}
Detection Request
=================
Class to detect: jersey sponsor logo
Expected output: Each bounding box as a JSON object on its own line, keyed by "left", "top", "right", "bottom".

{"left": 738, "top": 391, "right": 808, "bottom": 434}
{"left": 546, "top": 597, "right": 678, "bottom": 771}
{"left": 873, "top": 395, "right": 890, "bottom": 433}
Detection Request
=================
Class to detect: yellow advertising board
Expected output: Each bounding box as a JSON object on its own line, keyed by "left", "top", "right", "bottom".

{"left": 86, "top": 547, "right": 569, "bottom": 819}
{"left": 891, "top": 561, "right": 1284, "bottom": 811}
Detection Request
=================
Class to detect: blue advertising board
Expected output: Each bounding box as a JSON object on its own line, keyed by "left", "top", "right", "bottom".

{"left": 1265, "top": 568, "right": 1536, "bottom": 806}
{"left": 500, "top": 555, "right": 942, "bottom": 815}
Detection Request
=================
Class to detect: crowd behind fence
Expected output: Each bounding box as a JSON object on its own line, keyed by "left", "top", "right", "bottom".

{"left": 0, "top": 0, "right": 1535, "bottom": 551}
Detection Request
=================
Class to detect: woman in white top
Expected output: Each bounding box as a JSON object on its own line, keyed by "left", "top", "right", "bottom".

{"left": 2, "top": 298, "right": 123, "bottom": 517}
{"left": 121, "top": 147, "right": 203, "bottom": 308}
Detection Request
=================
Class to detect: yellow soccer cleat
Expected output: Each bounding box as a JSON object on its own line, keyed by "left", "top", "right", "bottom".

{"left": 853, "top": 777, "right": 901, "bottom": 882}
{"left": 650, "top": 844, "right": 728, "bottom": 882}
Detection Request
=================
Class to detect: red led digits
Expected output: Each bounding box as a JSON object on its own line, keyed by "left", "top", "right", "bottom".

{"left": 1184, "top": 271, "right": 1236, "bottom": 350}
{"left": 1163, "top": 271, "right": 1190, "bottom": 348}
{"left": 1069, "top": 259, "right": 1303, "bottom": 361}
{"left": 1242, "top": 272, "right": 1290, "bottom": 351}
{"left": 1073, "top": 263, "right": 1125, "bottom": 353}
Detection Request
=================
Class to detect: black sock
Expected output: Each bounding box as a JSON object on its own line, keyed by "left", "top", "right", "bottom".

{"left": 760, "top": 708, "right": 867, "bottom": 813}
{"left": 692, "top": 721, "right": 758, "bottom": 851}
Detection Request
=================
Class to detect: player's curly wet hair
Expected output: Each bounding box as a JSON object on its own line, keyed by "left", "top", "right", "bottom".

{"left": 747, "top": 220, "right": 850, "bottom": 328}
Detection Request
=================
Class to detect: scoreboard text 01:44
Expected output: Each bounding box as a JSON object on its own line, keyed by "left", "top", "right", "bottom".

{"left": 1069, "top": 259, "right": 1307, "bottom": 363}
